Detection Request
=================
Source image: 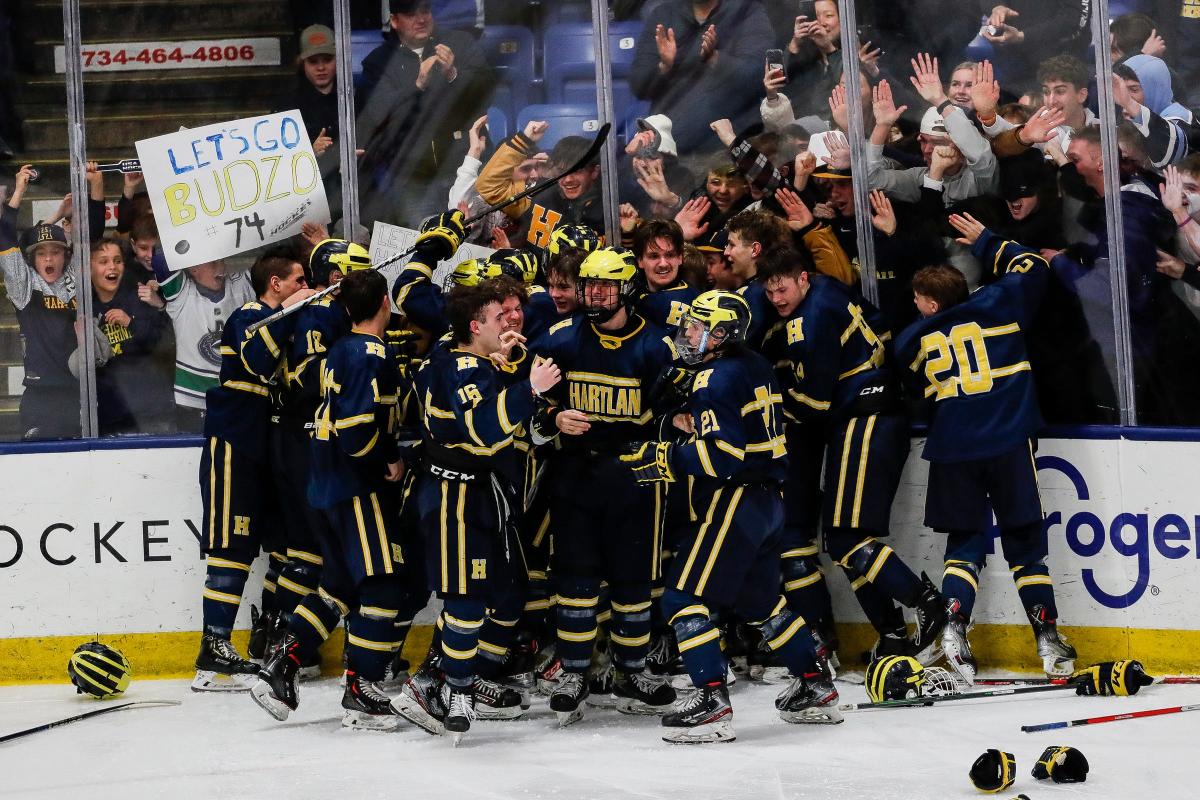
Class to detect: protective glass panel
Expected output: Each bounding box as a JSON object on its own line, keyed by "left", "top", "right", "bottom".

{"left": 0, "top": 1, "right": 83, "bottom": 441}
{"left": 77, "top": 0, "right": 337, "bottom": 436}
{"left": 841, "top": 0, "right": 1125, "bottom": 426}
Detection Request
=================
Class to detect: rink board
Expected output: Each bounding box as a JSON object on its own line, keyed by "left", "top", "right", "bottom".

{"left": 1, "top": 433, "right": 1199, "bottom": 682}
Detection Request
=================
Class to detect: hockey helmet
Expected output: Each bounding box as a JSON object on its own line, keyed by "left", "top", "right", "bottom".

{"left": 577, "top": 247, "right": 638, "bottom": 322}
{"left": 309, "top": 238, "right": 371, "bottom": 287}
{"left": 673, "top": 290, "right": 751, "bottom": 366}
{"left": 444, "top": 258, "right": 487, "bottom": 289}
{"left": 548, "top": 223, "right": 602, "bottom": 257}
{"left": 487, "top": 248, "right": 543, "bottom": 285}
{"left": 68, "top": 641, "right": 132, "bottom": 698}
{"left": 865, "top": 654, "right": 926, "bottom": 702}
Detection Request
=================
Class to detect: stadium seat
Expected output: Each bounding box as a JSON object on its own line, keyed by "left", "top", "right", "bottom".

{"left": 478, "top": 25, "right": 540, "bottom": 120}
{"left": 516, "top": 103, "right": 602, "bottom": 151}
{"left": 541, "top": 0, "right": 592, "bottom": 24}
{"left": 486, "top": 105, "right": 509, "bottom": 142}
{"left": 543, "top": 21, "right": 643, "bottom": 103}
{"left": 350, "top": 29, "right": 385, "bottom": 87}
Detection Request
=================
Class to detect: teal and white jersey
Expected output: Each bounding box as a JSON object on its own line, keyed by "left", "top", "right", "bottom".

{"left": 161, "top": 269, "right": 254, "bottom": 409}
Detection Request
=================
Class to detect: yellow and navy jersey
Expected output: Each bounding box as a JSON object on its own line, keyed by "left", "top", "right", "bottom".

{"left": 676, "top": 348, "right": 788, "bottom": 498}
{"left": 308, "top": 331, "right": 403, "bottom": 508}
{"left": 760, "top": 275, "right": 892, "bottom": 425}
{"left": 533, "top": 312, "right": 675, "bottom": 453}
{"left": 203, "top": 300, "right": 295, "bottom": 460}
{"left": 392, "top": 252, "right": 448, "bottom": 337}
{"left": 736, "top": 278, "right": 774, "bottom": 346}
{"left": 894, "top": 229, "right": 1049, "bottom": 463}
{"left": 278, "top": 296, "right": 350, "bottom": 427}
{"left": 523, "top": 285, "right": 560, "bottom": 343}
{"left": 635, "top": 280, "right": 699, "bottom": 335}
{"left": 414, "top": 338, "right": 538, "bottom": 486}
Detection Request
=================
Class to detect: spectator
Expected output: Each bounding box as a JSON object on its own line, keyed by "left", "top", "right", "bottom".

{"left": 127, "top": 214, "right": 159, "bottom": 284}
{"left": 978, "top": 1, "right": 1090, "bottom": 86}
{"left": 1112, "top": 55, "right": 1199, "bottom": 167}
{"left": 619, "top": 115, "right": 694, "bottom": 218}
{"left": 89, "top": 237, "right": 172, "bottom": 435}
{"left": 151, "top": 258, "right": 255, "bottom": 433}
{"left": 630, "top": 0, "right": 774, "bottom": 156}
{"left": 1, "top": 165, "right": 79, "bottom": 439}
{"left": 449, "top": 114, "right": 546, "bottom": 245}
{"left": 356, "top": 0, "right": 492, "bottom": 226}
{"left": 477, "top": 122, "right": 603, "bottom": 248}
{"left": 1111, "top": 12, "right": 1165, "bottom": 62}
{"left": 978, "top": 55, "right": 1095, "bottom": 153}
{"left": 673, "top": 159, "right": 752, "bottom": 242}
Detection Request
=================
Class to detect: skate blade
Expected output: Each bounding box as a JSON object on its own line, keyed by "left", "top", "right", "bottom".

{"left": 913, "top": 642, "right": 942, "bottom": 666}
{"left": 475, "top": 705, "right": 526, "bottom": 721}
{"left": 451, "top": 732, "right": 466, "bottom": 747}
{"left": 662, "top": 719, "right": 736, "bottom": 744}
{"left": 615, "top": 697, "right": 673, "bottom": 716}
{"left": 249, "top": 679, "right": 292, "bottom": 721}
{"left": 780, "top": 705, "right": 844, "bottom": 725}
{"left": 392, "top": 693, "right": 447, "bottom": 736}
{"left": 943, "top": 650, "right": 977, "bottom": 686}
{"left": 556, "top": 709, "right": 583, "bottom": 727}
{"left": 341, "top": 709, "right": 402, "bottom": 731}
{"left": 191, "top": 670, "right": 253, "bottom": 692}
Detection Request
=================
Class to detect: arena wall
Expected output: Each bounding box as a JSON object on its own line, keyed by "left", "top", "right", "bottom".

{"left": 2, "top": 432, "right": 1198, "bottom": 684}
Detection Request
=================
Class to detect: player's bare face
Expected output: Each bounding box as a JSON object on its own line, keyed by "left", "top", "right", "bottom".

{"left": 32, "top": 244, "right": 67, "bottom": 284}
{"left": 723, "top": 232, "right": 755, "bottom": 275}
{"left": 472, "top": 302, "right": 507, "bottom": 353}
{"left": 90, "top": 243, "right": 125, "bottom": 300}
{"left": 548, "top": 277, "right": 579, "bottom": 314}
{"left": 640, "top": 237, "right": 681, "bottom": 290}
{"left": 275, "top": 263, "right": 309, "bottom": 301}
{"left": 391, "top": 6, "right": 434, "bottom": 48}
{"left": 1007, "top": 196, "right": 1039, "bottom": 221}
{"left": 765, "top": 275, "right": 805, "bottom": 317}
{"left": 303, "top": 54, "right": 335, "bottom": 93}
{"left": 501, "top": 295, "right": 524, "bottom": 333}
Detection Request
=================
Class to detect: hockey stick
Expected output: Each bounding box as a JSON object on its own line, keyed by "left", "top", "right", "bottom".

{"left": 838, "top": 681, "right": 1078, "bottom": 712}
{"left": 0, "top": 700, "right": 181, "bottom": 744}
{"left": 1021, "top": 702, "right": 1200, "bottom": 733}
{"left": 245, "top": 122, "right": 612, "bottom": 335}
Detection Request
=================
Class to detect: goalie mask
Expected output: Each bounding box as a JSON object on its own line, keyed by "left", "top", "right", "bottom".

{"left": 68, "top": 641, "right": 131, "bottom": 698}
{"left": 865, "top": 654, "right": 926, "bottom": 702}
{"left": 309, "top": 238, "right": 371, "bottom": 287}
{"left": 577, "top": 247, "right": 638, "bottom": 323}
{"left": 673, "top": 290, "right": 750, "bottom": 366}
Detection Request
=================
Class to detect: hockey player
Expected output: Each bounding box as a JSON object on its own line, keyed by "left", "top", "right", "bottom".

{"left": 524, "top": 223, "right": 601, "bottom": 342}
{"left": 194, "top": 248, "right": 315, "bottom": 691}
{"left": 895, "top": 213, "right": 1076, "bottom": 683}
{"left": 532, "top": 247, "right": 678, "bottom": 723}
{"left": 400, "top": 276, "right": 562, "bottom": 742}
{"left": 631, "top": 218, "right": 699, "bottom": 335}
{"left": 758, "top": 247, "right": 948, "bottom": 664}
{"left": 620, "top": 290, "right": 841, "bottom": 743}
{"left": 252, "top": 269, "right": 415, "bottom": 730}
{"left": 253, "top": 240, "right": 371, "bottom": 669}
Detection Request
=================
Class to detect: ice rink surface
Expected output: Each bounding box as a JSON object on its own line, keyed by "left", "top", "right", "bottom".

{"left": 0, "top": 674, "right": 1194, "bottom": 799}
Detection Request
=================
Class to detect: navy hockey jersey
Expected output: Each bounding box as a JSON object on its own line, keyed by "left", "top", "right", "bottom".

{"left": 308, "top": 331, "right": 402, "bottom": 508}
{"left": 281, "top": 295, "right": 351, "bottom": 427}
{"left": 894, "top": 230, "right": 1048, "bottom": 463}
{"left": 522, "top": 285, "right": 559, "bottom": 344}
{"left": 759, "top": 275, "right": 891, "bottom": 424}
{"left": 635, "top": 280, "right": 699, "bottom": 335}
{"left": 533, "top": 313, "right": 675, "bottom": 453}
{"left": 204, "top": 301, "right": 297, "bottom": 460}
{"left": 415, "top": 340, "right": 538, "bottom": 487}
{"left": 675, "top": 348, "right": 788, "bottom": 504}
{"left": 392, "top": 252, "right": 448, "bottom": 337}
{"left": 736, "top": 278, "right": 773, "bottom": 346}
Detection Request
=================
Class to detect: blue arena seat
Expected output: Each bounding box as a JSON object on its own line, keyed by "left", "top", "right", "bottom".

{"left": 516, "top": 103, "right": 602, "bottom": 151}
{"left": 541, "top": 1, "right": 592, "bottom": 25}
{"left": 350, "top": 29, "right": 386, "bottom": 87}
{"left": 543, "top": 20, "right": 643, "bottom": 103}
{"left": 486, "top": 105, "right": 509, "bottom": 142}
{"left": 478, "top": 25, "right": 540, "bottom": 119}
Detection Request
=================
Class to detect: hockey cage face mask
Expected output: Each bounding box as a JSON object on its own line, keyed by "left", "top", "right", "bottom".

{"left": 674, "top": 314, "right": 729, "bottom": 366}
{"left": 577, "top": 277, "right": 626, "bottom": 322}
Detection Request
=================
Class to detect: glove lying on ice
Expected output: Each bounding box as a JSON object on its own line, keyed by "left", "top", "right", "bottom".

{"left": 1071, "top": 659, "right": 1153, "bottom": 696}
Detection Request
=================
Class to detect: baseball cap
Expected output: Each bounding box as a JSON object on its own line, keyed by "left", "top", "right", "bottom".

{"left": 299, "top": 25, "right": 336, "bottom": 60}
{"left": 1000, "top": 153, "right": 1049, "bottom": 201}
{"left": 919, "top": 107, "right": 949, "bottom": 138}
{"left": 696, "top": 229, "right": 728, "bottom": 253}
{"left": 390, "top": 0, "right": 430, "bottom": 13}
{"left": 812, "top": 166, "right": 852, "bottom": 180}
{"left": 22, "top": 222, "right": 71, "bottom": 259}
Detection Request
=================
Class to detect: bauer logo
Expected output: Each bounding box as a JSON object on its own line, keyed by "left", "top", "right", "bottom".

{"left": 1037, "top": 455, "right": 1199, "bottom": 610}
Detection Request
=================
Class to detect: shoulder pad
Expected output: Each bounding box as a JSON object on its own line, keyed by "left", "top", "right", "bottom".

{"left": 548, "top": 317, "right": 574, "bottom": 335}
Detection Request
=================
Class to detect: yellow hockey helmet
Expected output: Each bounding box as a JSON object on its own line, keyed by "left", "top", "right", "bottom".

{"left": 548, "top": 223, "right": 602, "bottom": 257}
{"left": 309, "top": 238, "right": 371, "bottom": 287}
{"left": 865, "top": 654, "right": 926, "bottom": 702}
{"left": 577, "top": 247, "right": 638, "bottom": 322}
{"left": 674, "top": 289, "right": 751, "bottom": 365}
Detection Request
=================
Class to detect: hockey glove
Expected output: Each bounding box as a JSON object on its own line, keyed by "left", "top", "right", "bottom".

{"left": 620, "top": 441, "right": 676, "bottom": 484}
{"left": 415, "top": 210, "right": 467, "bottom": 264}
{"left": 1031, "top": 745, "right": 1089, "bottom": 783}
{"left": 969, "top": 749, "right": 1015, "bottom": 793}
{"left": 1071, "top": 659, "right": 1153, "bottom": 696}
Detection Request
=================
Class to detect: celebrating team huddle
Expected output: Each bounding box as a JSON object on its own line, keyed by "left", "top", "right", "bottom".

{"left": 189, "top": 202, "right": 1077, "bottom": 745}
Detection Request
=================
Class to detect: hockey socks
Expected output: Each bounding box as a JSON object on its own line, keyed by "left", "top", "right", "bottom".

{"left": 835, "top": 536, "right": 923, "bottom": 609}
{"left": 942, "top": 559, "right": 981, "bottom": 619}
{"left": 609, "top": 584, "right": 653, "bottom": 672}
{"left": 667, "top": 603, "right": 725, "bottom": 687}
{"left": 289, "top": 588, "right": 344, "bottom": 662}
{"left": 274, "top": 549, "right": 322, "bottom": 624}
{"left": 556, "top": 578, "right": 601, "bottom": 673}
{"left": 261, "top": 551, "right": 287, "bottom": 615}
{"left": 750, "top": 598, "right": 818, "bottom": 678}
{"left": 781, "top": 545, "right": 834, "bottom": 631}
{"left": 439, "top": 599, "right": 487, "bottom": 688}
{"left": 201, "top": 556, "right": 252, "bottom": 638}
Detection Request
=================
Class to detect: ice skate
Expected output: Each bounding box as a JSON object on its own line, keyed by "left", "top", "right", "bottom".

{"left": 249, "top": 634, "right": 302, "bottom": 721}
{"left": 941, "top": 600, "right": 977, "bottom": 686}
{"left": 495, "top": 633, "right": 537, "bottom": 708}
{"left": 1030, "top": 605, "right": 1076, "bottom": 677}
{"left": 341, "top": 671, "right": 401, "bottom": 731}
{"left": 911, "top": 575, "right": 949, "bottom": 664}
{"left": 550, "top": 671, "right": 588, "bottom": 727}
{"left": 585, "top": 655, "right": 616, "bottom": 708}
{"left": 776, "top": 673, "right": 844, "bottom": 724}
{"left": 661, "top": 681, "right": 735, "bottom": 744}
{"left": 613, "top": 670, "right": 676, "bottom": 715}
{"left": 192, "top": 634, "right": 258, "bottom": 692}
{"left": 442, "top": 684, "right": 476, "bottom": 746}
{"left": 472, "top": 675, "right": 525, "bottom": 720}
{"left": 379, "top": 652, "right": 411, "bottom": 691}
{"left": 536, "top": 650, "right": 563, "bottom": 696}
{"left": 394, "top": 660, "right": 448, "bottom": 736}
{"left": 247, "top": 605, "right": 279, "bottom": 662}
